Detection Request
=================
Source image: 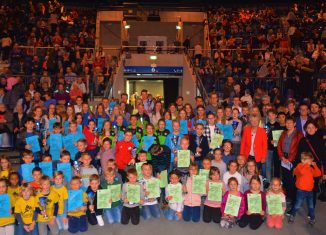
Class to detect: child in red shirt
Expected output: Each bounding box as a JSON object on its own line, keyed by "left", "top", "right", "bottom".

{"left": 116, "top": 129, "right": 136, "bottom": 182}
{"left": 288, "top": 152, "right": 321, "bottom": 226}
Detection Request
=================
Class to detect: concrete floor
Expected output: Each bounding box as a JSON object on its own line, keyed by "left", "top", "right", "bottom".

{"left": 61, "top": 202, "right": 326, "bottom": 235}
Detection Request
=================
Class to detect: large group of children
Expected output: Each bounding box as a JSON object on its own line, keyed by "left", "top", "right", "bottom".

{"left": 0, "top": 116, "right": 322, "bottom": 234}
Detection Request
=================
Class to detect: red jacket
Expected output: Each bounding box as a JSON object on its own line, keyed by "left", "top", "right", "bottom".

{"left": 277, "top": 129, "right": 303, "bottom": 162}
{"left": 294, "top": 163, "right": 321, "bottom": 191}
{"left": 116, "top": 140, "right": 135, "bottom": 170}
{"left": 240, "top": 126, "right": 267, "bottom": 162}
{"left": 83, "top": 126, "right": 99, "bottom": 151}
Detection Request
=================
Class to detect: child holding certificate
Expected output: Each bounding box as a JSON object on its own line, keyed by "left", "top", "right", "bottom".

{"left": 203, "top": 166, "right": 225, "bottom": 223}
{"left": 101, "top": 168, "right": 122, "bottom": 224}
{"left": 139, "top": 163, "right": 160, "bottom": 220}
{"left": 51, "top": 171, "right": 68, "bottom": 231}
{"left": 174, "top": 137, "right": 194, "bottom": 184}
{"left": 182, "top": 163, "right": 203, "bottom": 223}
{"left": 67, "top": 176, "right": 88, "bottom": 233}
{"left": 14, "top": 183, "right": 37, "bottom": 235}
{"left": 266, "top": 178, "right": 286, "bottom": 229}
{"left": 0, "top": 178, "right": 15, "bottom": 235}
{"left": 239, "top": 175, "right": 266, "bottom": 230}
{"left": 121, "top": 168, "right": 144, "bottom": 225}
{"left": 164, "top": 170, "right": 183, "bottom": 221}
{"left": 220, "top": 177, "right": 245, "bottom": 229}
{"left": 35, "top": 176, "right": 60, "bottom": 235}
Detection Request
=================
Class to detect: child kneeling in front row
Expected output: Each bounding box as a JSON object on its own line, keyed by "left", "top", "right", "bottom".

{"left": 121, "top": 168, "right": 144, "bottom": 225}
{"left": 101, "top": 168, "right": 122, "bottom": 224}
{"left": 67, "top": 176, "right": 88, "bottom": 233}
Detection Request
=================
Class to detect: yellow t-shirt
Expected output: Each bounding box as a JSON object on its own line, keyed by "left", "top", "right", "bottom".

{"left": 0, "top": 170, "right": 9, "bottom": 179}
{"left": 7, "top": 186, "right": 21, "bottom": 203}
{"left": 14, "top": 196, "right": 36, "bottom": 224}
{"left": 35, "top": 190, "right": 59, "bottom": 222}
{"left": 50, "top": 185, "right": 68, "bottom": 215}
{"left": 67, "top": 192, "right": 87, "bottom": 217}
{"left": 0, "top": 194, "right": 15, "bottom": 226}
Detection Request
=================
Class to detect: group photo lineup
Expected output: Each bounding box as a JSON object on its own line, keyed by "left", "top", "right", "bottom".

{"left": 0, "top": 0, "right": 325, "bottom": 234}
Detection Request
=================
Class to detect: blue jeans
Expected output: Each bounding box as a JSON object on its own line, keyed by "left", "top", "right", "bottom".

{"left": 262, "top": 150, "right": 274, "bottom": 182}
{"left": 183, "top": 205, "right": 201, "bottom": 222}
{"left": 141, "top": 204, "right": 161, "bottom": 220}
{"left": 17, "top": 223, "right": 39, "bottom": 235}
{"left": 291, "top": 190, "right": 315, "bottom": 220}
{"left": 164, "top": 208, "right": 180, "bottom": 221}
{"left": 68, "top": 215, "right": 88, "bottom": 233}
{"left": 56, "top": 214, "right": 68, "bottom": 231}
{"left": 104, "top": 205, "right": 122, "bottom": 224}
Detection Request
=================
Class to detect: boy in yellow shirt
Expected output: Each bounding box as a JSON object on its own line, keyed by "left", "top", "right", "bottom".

{"left": 14, "top": 183, "right": 37, "bottom": 235}
{"left": 51, "top": 171, "right": 69, "bottom": 231}
{"left": 35, "top": 176, "right": 59, "bottom": 235}
{"left": 0, "top": 178, "right": 15, "bottom": 235}
{"left": 67, "top": 176, "right": 88, "bottom": 233}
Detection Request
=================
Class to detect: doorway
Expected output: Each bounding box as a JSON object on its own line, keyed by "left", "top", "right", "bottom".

{"left": 126, "top": 78, "right": 179, "bottom": 108}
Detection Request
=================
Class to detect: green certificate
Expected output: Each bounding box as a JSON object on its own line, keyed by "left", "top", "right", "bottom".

{"left": 167, "top": 183, "right": 182, "bottom": 203}
{"left": 108, "top": 184, "right": 121, "bottom": 202}
{"left": 146, "top": 179, "right": 160, "bottom": 199}
{"left": 207, "top": 182, "right": 222, "bottom": 202}
{"left": 192, "top": 175, "right": 207, "bottom": 194}
{"left": 177, "top": 150, "right": 190, "bottom": 168}
{"left": 272, "top": 130, "right": 283, "bottom": 147}
{"left": 199, "top": 169, "right": 210, "bottom": 179}
{"left": 127, "top": 184, "right": 141, "bottom": 204}
{"left": 97, "top": 189, "right": 111, "bottom": 209}
{"left": 159, "top": 170, "right": 168, "bottom": 188}
{"left": 267, "top": 195, "right": 283, "bottom": 215}
{"left": 135, "top": 162, "right": 146, "bottom": 179}
{"left": 210, "top": 133, "right": 224, "bottom": 149}
{"left": 224, "top": 194, "right": 242, "bottom": 217}
{"left": 247, "top": 193, "right": 262, "bottom": 214}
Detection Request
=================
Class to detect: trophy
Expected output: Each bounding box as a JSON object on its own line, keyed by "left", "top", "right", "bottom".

{"left": 172, "top": 135, "right": 179, "bottom": 154}
{"left": 39, "top": 197, "right": 48, "bottom": 219}
{"left": 92, "top": 127, "right": 98, "bottom": 145}
{"left": 195, "top": 137, "right": 201, "bottom": 157}
{"left": 140, "top": 116, "right": 144, "bottom": 125}
{"left": 87, "top": 191, "right": 95, "bottom": 213}
{"left": 232, "top": 120, "right": 239, "bottom": 136}
{"left": 36, "top": 121, "right": 41, "bottom": 132}
{"left": 73, "top": 160, "right": 81, "bottom": 175}
{"left": 264, "top": 124, "right": 270, "bottom": 134}
{"left": 131, "top": 146, "right": 137, "bottom": 158}
{"left": 113, "top": 125, "right": 118, "bottom": 135}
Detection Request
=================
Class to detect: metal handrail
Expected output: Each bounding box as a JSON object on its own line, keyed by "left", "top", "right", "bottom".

{"left": 185, "top": 50, "right": 209, "bottom": 103}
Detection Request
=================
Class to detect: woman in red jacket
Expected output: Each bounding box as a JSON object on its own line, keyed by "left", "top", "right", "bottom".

{"left": 277, "top": 116, "right": 303, "bottom": 207}
{"left": 240, "top": 115, "right": 267, "bottom": 171}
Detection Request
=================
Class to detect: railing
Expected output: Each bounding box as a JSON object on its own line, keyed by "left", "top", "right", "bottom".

{"left": 185, "top": 50, "right": 209, "bottom": 103}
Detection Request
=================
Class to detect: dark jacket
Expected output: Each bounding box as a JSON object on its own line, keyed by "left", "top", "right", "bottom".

{"left": 188, "top": 134, "right": 209, "bottom": 161}
{"left": 150, "top": 145, "right": 171, "bottom": 175}
{"left": 296, "top": 130, "right": 326, "bottom": 172}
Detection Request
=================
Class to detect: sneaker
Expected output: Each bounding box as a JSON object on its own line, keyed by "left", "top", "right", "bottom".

{"left": 308, "top": 219, "right": 315, "bottom": 227}
{"left": 288, "top": 215, "right": 295, "bottom": 224}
